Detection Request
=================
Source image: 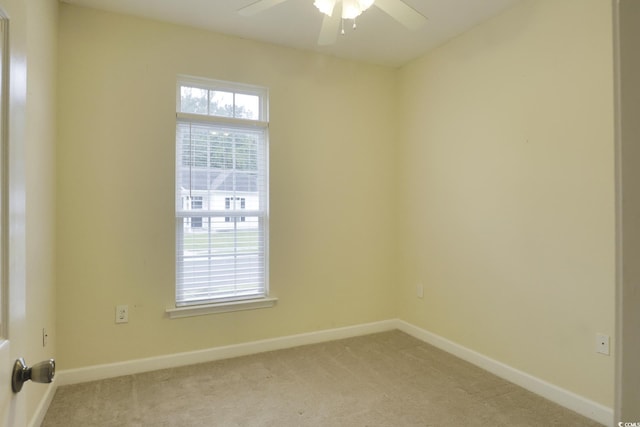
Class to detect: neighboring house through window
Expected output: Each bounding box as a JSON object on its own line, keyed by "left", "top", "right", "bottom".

{"left": 175, "top": 76, "right": 269, "bottom": 306}
{"left": 191, "top": 196, "right": 203, "bottom": 229}
{"left": 225, "top": 197, "right": 245, "bottom": 222}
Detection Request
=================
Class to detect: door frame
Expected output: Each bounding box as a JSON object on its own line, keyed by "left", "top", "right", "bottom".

{"left": 614, "top": 0, "right": 640, "bottom": 423}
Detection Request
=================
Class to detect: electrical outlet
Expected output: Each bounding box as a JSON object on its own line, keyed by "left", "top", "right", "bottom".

{"left": 596, "top": 333, "right": 610, "bottom": 355}
{"left": 42, "top": 328, "right": 48, "bottom": 347}
{"left": 115, "top": 305, "right": 129, "bottom": 324}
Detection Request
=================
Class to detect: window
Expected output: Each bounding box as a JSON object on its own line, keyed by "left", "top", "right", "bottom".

{"left": 191, "top": 196, "right": 203, "bottom": 229}
{"left": 175, "top": 77, "right": 269, "bottom": 307}
{"left": 225, "top": 197, "right": 245, "bottom": 222}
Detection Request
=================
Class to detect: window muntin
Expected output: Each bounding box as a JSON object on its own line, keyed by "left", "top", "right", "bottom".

{"left": 176, "top": 78, "right": 268, "bottom": 307}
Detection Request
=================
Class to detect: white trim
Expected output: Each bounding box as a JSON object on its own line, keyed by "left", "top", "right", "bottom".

{"left": 396, "top": 320, "right": 614, "bottom": 427}
{"left": 0, "top": 14, "right": 9, "bottom": 341}
{"left": 55, "top": 320, "right": 397, "bottom": 386}
{"left": 28, "top": 380, "right": 57, "bottom": 427}
{"left": 175, "top": 209, "right": 265, "bottom": 218}
{"left": 166, "top": 297, "right": 278, "bottom": 319}
{"left": 176, "top": 112, "right": 268, "bottom": 129}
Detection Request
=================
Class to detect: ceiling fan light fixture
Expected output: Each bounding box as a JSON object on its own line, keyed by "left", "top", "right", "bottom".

{"left": 240, "top": 0, "right": 426, "bottom": 47}
{"left": 314, "top": 0, "right": 336, "bottom": 16}
{"left": 341, "top": 0, "right": 363, "bottom": 19}
{"left": 315, "top": 0, "right": 375, "bottom": 20}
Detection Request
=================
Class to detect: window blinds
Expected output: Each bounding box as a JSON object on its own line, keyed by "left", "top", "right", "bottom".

{"left": 175, "top": 116, "right": 268, "bottom": 306}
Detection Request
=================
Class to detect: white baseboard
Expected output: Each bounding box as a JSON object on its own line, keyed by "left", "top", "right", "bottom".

{"left": 53, "top": 318, "right": 613, "bottom": 426}
{"left": 56, "top": 319, "right": 397, "bottom": 386}
{"left": 28, "top": 380, "right": 57, "bottom": 427}
{"left": 396, "top": 320, "right": 614, "bottom": 427}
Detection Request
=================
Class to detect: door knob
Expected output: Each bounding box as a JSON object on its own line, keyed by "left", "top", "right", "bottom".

{"left": 11, "top": 358, "right": 55, "bottom": 393}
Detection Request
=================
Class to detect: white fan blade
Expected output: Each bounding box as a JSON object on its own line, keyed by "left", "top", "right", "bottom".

{"left": 318, "top": 12, "right": 340, "bottom": 45}
{"left": 374, "top": 0, "right": 427, "bottom": 31}
{"left": 238, "top": 0, "right": 289, "bottom": 16}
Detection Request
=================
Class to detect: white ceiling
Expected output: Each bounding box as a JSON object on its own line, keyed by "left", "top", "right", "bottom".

{"left": 59, "top": 0, "right": 522, "bottom": 67}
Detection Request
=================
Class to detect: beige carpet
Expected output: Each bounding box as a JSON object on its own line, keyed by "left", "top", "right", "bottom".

{"left": 42, "top": 331, "right": 602, "bottom": 426}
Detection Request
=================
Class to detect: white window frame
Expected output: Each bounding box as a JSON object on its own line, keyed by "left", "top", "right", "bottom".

{"left": 168, "top": 76, "right": 274, "bottom": 318}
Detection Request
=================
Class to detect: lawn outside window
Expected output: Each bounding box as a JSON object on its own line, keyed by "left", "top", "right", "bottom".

{"left": 171, "top": 76, "right": 272, "bottom": 317}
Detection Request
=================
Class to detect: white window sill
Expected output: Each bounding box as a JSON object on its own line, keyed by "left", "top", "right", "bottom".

{"left": 166, "top": 297, "right": 278, "bottom": 319}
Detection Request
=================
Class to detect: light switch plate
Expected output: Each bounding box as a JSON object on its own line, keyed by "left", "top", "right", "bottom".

{"left": 116, "top": 305, "right": 129, "bottom": 324}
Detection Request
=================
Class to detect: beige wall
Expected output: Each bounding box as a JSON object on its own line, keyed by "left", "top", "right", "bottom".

{"left": 25, "top": 0, "right": 58, "bottom": 421}
{"left": 56, "top": 5, "right": 398, "bottom": 369}
{"left": 397, "top": 0, "right": 615, "bottom": 407}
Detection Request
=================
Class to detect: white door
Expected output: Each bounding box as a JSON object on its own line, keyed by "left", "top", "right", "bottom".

{"left": 0, "top": 0, "right": 28, "bottom": 425}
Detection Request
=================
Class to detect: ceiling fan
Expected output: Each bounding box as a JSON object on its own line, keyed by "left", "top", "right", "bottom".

{"left": 238, "top": 0, "right": 427, "bottom": 46}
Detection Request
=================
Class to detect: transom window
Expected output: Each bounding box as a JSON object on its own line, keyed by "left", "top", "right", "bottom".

{"left": 175, "top": 77, "right": 269, "bottom": 306}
